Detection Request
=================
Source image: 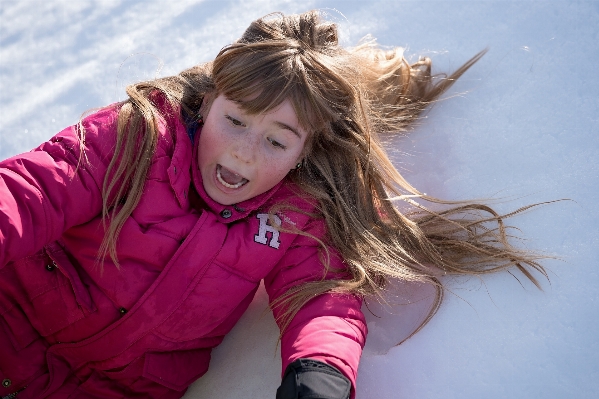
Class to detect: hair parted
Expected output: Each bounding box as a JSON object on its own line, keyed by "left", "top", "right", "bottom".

{"left": 91, "top": 10, "right": 548, "bottom": 342}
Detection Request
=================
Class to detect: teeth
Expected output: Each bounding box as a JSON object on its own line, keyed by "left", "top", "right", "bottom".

{"left": 217, "top": 166, "right": 247, "bottom": 189}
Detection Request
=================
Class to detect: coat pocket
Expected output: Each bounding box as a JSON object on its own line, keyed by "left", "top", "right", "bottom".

{"left": 8, "top": 243, "right": 95, "bottom": 337}
{"left": 143, "top": 349, "right": 211, "bottom": 391}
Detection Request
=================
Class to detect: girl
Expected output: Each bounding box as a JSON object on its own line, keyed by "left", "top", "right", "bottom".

{"left": 0, "top": 10, "right": 546, "bottom": 399}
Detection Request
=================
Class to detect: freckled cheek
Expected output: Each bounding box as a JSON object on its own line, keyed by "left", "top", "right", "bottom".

{"left": 198, "top": 129, "right": 229, "bottom": 166}
{"left": 257, "top": 153, "right": 295, "bottom": 180}
{"left": 260, "top": 167, "right": 286, "bottom": 181}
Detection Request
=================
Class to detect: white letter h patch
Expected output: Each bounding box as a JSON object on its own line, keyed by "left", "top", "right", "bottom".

{"left": 254, "top": 213, "right": 281, "bottom": 249}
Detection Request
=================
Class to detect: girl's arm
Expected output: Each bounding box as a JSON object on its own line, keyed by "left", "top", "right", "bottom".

{"left": 0, "top": 107, "right": 119, "bottom": 265}
{"left": 264, "top": 217, "right": 367, "bottom": 399}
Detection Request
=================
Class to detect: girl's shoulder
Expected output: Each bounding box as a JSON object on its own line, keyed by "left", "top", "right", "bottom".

{"left": 70, "top": 96, "right": 189, "bottom": 175}
{"left": 268, "top": 180, "right": 318, "bottom": 211}
{"left": 78, "top": 103, "right": 121, "bottom": 139}
{"left": 262, "top": 180, "right": 326, "bottom": 233}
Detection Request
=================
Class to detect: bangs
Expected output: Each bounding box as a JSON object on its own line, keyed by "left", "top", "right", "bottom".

{"left": 212, "top": 42, "right": 333, "bottom": 135}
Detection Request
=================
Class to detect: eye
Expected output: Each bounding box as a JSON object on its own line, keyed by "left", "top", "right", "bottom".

{"left": 225, "top": 115, "right": 245, "bottom": 127}
{"left": 268, "top": 137, "right": 287, "bottom": 150}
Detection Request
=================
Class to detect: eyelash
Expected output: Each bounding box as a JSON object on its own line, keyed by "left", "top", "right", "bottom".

{"left": 268, "top": 138, "right": 286, "bottom": 150}
{"left": 225, "top": 115, "right": 244, "bottom": 127}
{"left": 226, "top": 114, "right": 287, "bottom": 150}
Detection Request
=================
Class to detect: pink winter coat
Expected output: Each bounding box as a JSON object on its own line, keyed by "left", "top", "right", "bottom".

{"left": 0, "top": 98, "right": 367, "bottom": 398}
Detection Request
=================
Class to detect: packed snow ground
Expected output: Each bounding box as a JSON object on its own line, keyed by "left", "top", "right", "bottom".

{"left": 1, "top": 1, "right": 597, "bottom": 398}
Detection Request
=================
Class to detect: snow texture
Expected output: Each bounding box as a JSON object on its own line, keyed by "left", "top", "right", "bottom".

{"left": 1, "top": 1, "right": 598, "bottom": 398}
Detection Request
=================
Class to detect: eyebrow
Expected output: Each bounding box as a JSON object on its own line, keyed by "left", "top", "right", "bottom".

{"left": 274, "top": 121, "right": 302, "bottom": 139}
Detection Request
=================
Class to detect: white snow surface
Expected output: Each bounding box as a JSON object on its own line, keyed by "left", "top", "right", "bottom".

{"left": 1, "top": 1, "right": 598, "bottom": 398}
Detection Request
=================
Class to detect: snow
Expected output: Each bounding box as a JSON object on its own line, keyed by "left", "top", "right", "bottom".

{"left": 1, "top": 1, "right": 598, "bottom": 398}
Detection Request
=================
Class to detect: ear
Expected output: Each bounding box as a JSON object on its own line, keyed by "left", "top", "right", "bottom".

{"left": 291, "top": 159, "right": 303, "bottom": 170}
{"left": 295, "top": 135, "right": 312, "bottom": 166}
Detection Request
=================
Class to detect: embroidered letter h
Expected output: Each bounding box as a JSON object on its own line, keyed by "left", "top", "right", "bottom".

{"left": 254, "top": 213, "right": 281, "bottom": 249}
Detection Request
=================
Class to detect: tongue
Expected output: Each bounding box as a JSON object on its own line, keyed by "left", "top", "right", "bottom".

{"left": 220, "top": 166, "right": 244, "bottom": 185}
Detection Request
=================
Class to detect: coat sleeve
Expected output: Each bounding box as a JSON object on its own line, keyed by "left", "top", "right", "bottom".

{"left": 0, "top": 106, "right": 119, "bottom": 266}
{"left": 263, "top": 216, "right": 367, "bottom": 399}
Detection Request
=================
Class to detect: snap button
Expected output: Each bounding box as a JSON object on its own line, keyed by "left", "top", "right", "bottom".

{"left": 173, "top": 166, "right": 177, "bottom": 174}
{"left": 119, "top": 307, "right": 127, "bottom": 316}
{"left": 220, "top": 209, "right": 232, "bottom": 219}
{"left": 46, "top": 261, "right": 56, "bottom": 271}
{"left": 2, "top": 378, "right": 11, "bottom": 388}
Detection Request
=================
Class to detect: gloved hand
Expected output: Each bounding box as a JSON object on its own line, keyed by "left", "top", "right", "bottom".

{"left": 276, "top": 358, "right": 351, "bottom": 399}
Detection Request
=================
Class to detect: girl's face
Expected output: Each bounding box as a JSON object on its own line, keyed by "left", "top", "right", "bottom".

{"left": 198, "top": 94, "right": 308, "bottom": 205}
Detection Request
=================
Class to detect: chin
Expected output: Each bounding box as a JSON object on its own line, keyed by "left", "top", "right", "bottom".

{"left": 206, "top": 188, "right": 243, "bottom": 206}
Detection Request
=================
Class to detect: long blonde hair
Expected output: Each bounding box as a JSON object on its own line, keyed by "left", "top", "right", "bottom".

{"left": 94, "top": 10, "right": 548, "bottom": 340}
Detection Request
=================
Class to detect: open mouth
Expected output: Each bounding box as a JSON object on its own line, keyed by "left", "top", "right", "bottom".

{"left": 216, "top": 165, "right": 249, "bottom": 189}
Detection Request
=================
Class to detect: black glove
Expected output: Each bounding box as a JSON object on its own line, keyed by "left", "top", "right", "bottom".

{"left": 276, "top": 358, "right": 351, "bottom": 399}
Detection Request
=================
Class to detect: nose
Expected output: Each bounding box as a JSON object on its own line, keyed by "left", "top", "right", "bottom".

{"left": 231, "top": 132, "right": 258, "bottom": 164}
